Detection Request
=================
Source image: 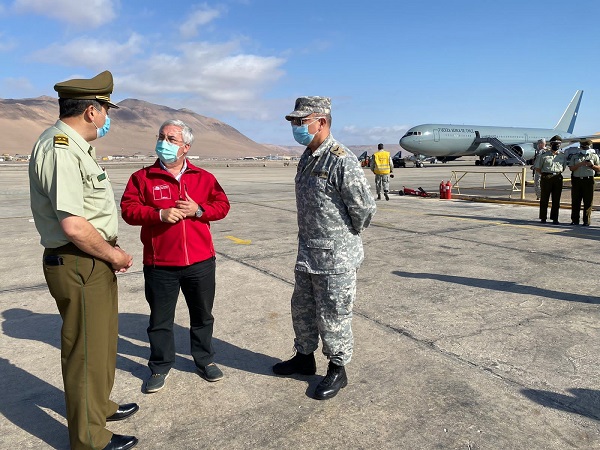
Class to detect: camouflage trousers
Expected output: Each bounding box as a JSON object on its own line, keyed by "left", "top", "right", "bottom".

{"left": 533, "top": 172, "right": 541, "bottom": 199}
{"left": 374, "top": 174, "right": 390, "bottom": 194}
{"left": 291, "top": 269, "right": 356, "bottom": 366}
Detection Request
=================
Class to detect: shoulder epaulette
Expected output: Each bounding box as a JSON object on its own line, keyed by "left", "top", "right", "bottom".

{"left": 330, "top": 145, "right": 345, "bottom": 157}
{"left": 53, "top": 135, "right": 69, "bottom": 147}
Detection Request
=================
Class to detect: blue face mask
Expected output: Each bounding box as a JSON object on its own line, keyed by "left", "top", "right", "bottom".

{"left": 155, "top": 140, "right": 181, "bottom": 164}
{"left": 292, "top": 124, "right": 315, "bottom": 146}
{"left": 93, "top": 108, "right": 110, "bottom": 138}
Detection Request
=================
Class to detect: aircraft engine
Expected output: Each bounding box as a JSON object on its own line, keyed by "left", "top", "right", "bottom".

{"left": 510, "top": 143, "right": 536, "bottom": 161}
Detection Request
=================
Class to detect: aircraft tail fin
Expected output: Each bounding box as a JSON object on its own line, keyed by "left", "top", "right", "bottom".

{"left": 554, "top": 90, "right": 583, "bottom": 134}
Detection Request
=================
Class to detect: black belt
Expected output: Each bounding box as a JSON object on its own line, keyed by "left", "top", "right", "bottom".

{"left": 541, "top": 173, "right": 561, "bottom": 177}
{"left": 572, "top": 176, "right": 594, "bottom": 179}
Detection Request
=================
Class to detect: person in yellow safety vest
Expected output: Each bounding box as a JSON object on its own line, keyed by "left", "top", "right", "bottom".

{"left": 370, "top": 143, "right": 393, "bottom": 200}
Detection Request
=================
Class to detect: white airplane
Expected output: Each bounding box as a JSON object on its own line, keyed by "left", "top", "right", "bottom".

{"left": 399, "top": 90, "right": 597, "bottom": 165}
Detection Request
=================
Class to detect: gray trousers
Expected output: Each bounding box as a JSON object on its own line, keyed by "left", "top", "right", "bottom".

{"left": 533, "top": 172, "right": 541, "bottom": 199}
{"left": 374, "top": 174, "right": 390, "bottom": 194}
{"left": 291, "top": 269, "right": 356, "bottom": 366}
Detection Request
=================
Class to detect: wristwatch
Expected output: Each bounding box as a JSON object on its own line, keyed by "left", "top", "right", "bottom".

{"left": 195, "top": 206, "right": 203, "bottom": 218}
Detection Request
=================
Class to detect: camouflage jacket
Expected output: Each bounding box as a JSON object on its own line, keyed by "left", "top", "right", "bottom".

{"left": 295, "top": 134, "right": 376, "bottom": 274}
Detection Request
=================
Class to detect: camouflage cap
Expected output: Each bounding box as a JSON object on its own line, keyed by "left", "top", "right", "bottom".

{"left": 54, "top": 70, "right": 119, "bottom": 109}
{"left": 285, "top": 96, "right": 331, "bottom": 120}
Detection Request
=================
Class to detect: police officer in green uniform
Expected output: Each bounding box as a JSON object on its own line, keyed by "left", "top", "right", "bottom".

{"left": 29, "top": 71, "right": 138, "bottom": 450}
{"left": 534, "top": 135, "right": 566, "bottom": 224}
{"left": 567, "top": 139, "right": 600, "bottom": 226}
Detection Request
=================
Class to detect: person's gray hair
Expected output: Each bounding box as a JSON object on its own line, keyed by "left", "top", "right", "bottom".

{"left": 537, "top": 138, "right": 546, "bottom": 145}
{"left": 159, "top": 119, "right": 194, "bottom": 145}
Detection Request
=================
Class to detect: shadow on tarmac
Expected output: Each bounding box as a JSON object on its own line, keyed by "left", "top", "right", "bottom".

{"left": 392, "top": 271, "right": 600, "bottom": 304}
{"left": 432, "top": 213, "right": 600, "bottom": 240}
{"left": 521, "top": 388, "right": 600, "bottom": 421}
{"left": 1, "top": 308, "right": 280, "bottom": 447}
{"left": 0, "top": 357, "right": 68, "bottom": 449}
{"left": 2, "top": 309, "right": 279, "bottom": 378}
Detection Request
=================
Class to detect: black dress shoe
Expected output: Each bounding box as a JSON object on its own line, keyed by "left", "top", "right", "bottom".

{"left": 552, "top": 220, "right": 559, "bottom": 225}
{"left": 102, "top": 434, "right": 138, "bottom": 450}
{"left": 314, "top": 362, "right": 348, "bottom": 400}
{"left": 540, "top": 219, "right": 546, "bottom": 223}
{"left": 106, "top": 403, "right": 139, "bottom": 422}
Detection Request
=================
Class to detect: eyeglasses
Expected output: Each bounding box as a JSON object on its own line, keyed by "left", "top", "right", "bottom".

{"left": 157, "top": 133, "right": 184, "bottom": 145}
{"left": 290, "top": 116, "right": 324, "bottom": 127}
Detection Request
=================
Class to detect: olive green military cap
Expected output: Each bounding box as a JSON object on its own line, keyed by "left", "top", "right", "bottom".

{"left": 549, "top": 135, "right": 562, "bottom": 143}
{"left": 285, "top": 96, "right": 331, "bottom": 120}
{"left": 54, "top": 70, "right": 119, "bottom": 109}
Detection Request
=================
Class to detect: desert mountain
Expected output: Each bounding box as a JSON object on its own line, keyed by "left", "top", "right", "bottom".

{"left": 0, "top": 96, "right": 299, "bottom": 158}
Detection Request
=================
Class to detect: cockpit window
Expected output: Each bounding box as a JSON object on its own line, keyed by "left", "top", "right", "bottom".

{"left": 404, "top": 131, "right": 422, "bottom": 136}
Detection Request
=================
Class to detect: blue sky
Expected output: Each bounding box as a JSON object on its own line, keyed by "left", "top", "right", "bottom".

{"left": 1, "top": 0, "right": 599, "bottom": 146}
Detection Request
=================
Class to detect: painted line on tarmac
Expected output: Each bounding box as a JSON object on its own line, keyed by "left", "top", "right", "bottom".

{"left": 225, "top": 235, "right": 252, "bottom": 245}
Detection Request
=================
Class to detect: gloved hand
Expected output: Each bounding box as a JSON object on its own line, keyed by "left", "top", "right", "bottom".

{"left": 390, "top": 174, "right": 394, "bottom": 178}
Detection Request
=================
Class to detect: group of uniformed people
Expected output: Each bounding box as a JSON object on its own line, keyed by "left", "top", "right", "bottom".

{"left": 533, "top": 135, "right": 599, "bottom": 225}
{"left": 28, "top": 70, "right": 377, "bottom": 450}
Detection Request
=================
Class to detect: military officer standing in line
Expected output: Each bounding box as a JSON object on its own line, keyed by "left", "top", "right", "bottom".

{"left": 567, "top": 139, "right": 599, "bottom": 226}
{"left": 370, "top": 143, "right": 393, "bottom": 200}
{"left": 273, "top": 97, "right": 377, "bottom": 400}
{"left": 532, "top": 138, "right": 546, "bottom": 200}
{"left": 534, "top": 135, "right": 566, "bottom": 224}
{"left": 29, "top": 71, "right": 138, "bottom": 450}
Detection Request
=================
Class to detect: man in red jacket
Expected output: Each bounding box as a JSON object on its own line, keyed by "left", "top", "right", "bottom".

{"left": 121, "top": 119, "right": 230, "bottom": 393}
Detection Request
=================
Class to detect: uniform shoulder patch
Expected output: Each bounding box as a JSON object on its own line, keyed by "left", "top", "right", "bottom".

{"left": 53, "top": 135, "right": 69, "bottom": 147}
{"left": 330, "top": 145, "right": 345, "bottom": 157}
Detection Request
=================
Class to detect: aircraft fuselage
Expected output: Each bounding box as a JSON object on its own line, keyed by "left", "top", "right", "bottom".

{"left": 400, "top": 124, "right": 572, "bottom": 158}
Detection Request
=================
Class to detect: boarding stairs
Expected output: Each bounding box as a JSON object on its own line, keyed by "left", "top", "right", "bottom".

{"left": 470, "top": 136, "right": 526, "bottom": 165}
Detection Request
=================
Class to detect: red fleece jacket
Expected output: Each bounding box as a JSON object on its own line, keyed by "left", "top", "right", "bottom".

{"left": 121, "top": 159, "right": 230, "bottom": 266}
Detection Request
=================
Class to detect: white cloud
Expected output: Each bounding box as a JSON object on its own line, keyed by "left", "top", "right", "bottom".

{"left": 117, "top": 40, "right": 286, "bottom": 119}
{"left": 340, "top": 124, "right": 410, "bottom": 145}
{"left": 1, "top": 77, "right": 34, "bottom": 94}
{"left": 30, "top": 34, "right": 143, "bottom": 69}
{"left": 179, "top": 5, "right": 223, "bottom": 39}
{"left": 12, "top": 0, "right": 116, "bottom": 27}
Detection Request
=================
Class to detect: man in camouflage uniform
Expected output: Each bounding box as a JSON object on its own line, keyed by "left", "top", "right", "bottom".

{"left": 532, "top": 138, "right": 546, "bottom": 200}
{"left": 567, "top": 139, "right": 600, "bottom": 226}
{"left": 273, "top": 97, "right": 376, "bottom": 400}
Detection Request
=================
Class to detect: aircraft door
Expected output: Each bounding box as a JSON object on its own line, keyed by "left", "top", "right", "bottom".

{"left": 434, "top": 129, "right": 440, "bottom": 142}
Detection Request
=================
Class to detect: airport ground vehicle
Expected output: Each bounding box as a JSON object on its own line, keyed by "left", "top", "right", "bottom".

{"left": 393, "top": 151, "right": 437, "bottom": 168}
{"left": 358, "top": 151, "right": 371, "bottom": 167}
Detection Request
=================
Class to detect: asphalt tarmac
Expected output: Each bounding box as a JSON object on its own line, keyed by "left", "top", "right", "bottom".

{"left": 1, "top": 160, "right": 599, "bottom": 449}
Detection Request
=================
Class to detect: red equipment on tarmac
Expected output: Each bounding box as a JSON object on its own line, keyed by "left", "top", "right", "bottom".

{"left": 439, "top": 181, "right": 446, "bottom": 199}
{"left": 445, "top": 180, "right": 452, "bottom": 199}
{"left": 399, "top": 186, "right": 437, "bottom": 198}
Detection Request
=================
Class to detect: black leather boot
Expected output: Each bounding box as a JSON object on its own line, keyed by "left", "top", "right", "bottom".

{"left": 272, "top": 352, "right": 316, "bottom": 375}
{"left": 314, "top": 361, "right": 347, "bottom": 400}
{"left": 384, "top": 191, "right": 389, "bottom": 201}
